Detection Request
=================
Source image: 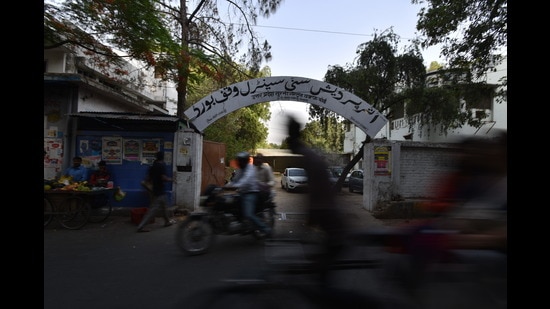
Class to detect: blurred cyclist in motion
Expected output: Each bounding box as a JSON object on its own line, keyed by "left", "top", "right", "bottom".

{"left": 387, "top": 131, "right": 507, "bottom": 306}
{"left": 286, "top": 115, "right": 349, "bottom": 285}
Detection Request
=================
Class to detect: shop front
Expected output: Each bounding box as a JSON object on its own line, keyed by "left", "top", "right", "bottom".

{"left": 52, "top": 112, "right": 182, "bottom": 208}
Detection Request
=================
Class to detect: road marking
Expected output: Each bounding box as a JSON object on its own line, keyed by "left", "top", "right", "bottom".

{"left": 277, "top": 212, "right": 307, "bottom": 221}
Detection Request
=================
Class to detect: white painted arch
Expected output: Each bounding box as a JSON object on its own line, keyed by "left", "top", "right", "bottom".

{"left": 184, "top": 76, "right": 388, "bottom": 138}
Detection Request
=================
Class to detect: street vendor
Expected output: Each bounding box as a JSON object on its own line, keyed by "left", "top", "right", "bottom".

{"left": 89, "top": 160, "right": 111, "bottom": 187}
{"left": 64, "top": 156, "right": 88, "bottom": 182}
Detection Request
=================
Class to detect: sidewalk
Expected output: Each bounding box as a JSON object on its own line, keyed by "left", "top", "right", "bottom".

{"left": 99, "top": 189, "right": 403, "bottom": 236}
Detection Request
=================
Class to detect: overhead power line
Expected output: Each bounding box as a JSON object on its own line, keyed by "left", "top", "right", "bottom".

{"left": 233, "top": 23, "right": 417, "bottom": 41}
{"left": 251, "top": 24, "right": 374, "bottom": 37}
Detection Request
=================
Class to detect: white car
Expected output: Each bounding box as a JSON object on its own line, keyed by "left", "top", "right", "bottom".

{"left": 280, "top": 167, "right": 308, "bottom": 192}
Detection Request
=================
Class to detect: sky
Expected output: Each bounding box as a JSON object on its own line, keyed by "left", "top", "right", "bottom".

{"left": 251, "top": 0, "right": 443, "bottom": 144}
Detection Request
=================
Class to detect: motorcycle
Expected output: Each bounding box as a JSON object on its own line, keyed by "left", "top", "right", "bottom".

{"left": 175, "top": 184, "right": 277, "bottom": 256}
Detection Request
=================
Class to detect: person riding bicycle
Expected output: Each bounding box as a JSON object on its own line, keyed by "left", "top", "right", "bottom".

{"left": 225, "top": 151, "right": 272, "bottom": 238}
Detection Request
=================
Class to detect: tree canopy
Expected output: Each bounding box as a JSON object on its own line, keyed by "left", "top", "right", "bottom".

{"left": 44, "top": 0, "right": 284, "bottom": 118}
{"left": 413, "top": 0, "right": 507, "bottom": 80}
{"left": 45, "top": 0, "right": 285, "bottom": 158}
{"left": 195, "top": 66, "right": 272, "bottom": 161}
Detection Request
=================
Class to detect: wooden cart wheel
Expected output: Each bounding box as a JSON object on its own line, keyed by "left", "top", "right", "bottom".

{"left": 44, "top": 198, "right": 54, "bottom": 228}
{"left": 58, "top": 196, "right": 90, "bottom": 230}
{"left": 88, "top": 194, "right": 113, "bottom": 223}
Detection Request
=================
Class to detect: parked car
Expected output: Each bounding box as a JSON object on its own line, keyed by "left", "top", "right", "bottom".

{"left": 326, "top": 169, "right": 339, "bottom": 186}
{"left": 327, "top": 166, "right": 345, "bottom": 184}
{"left": 348, "top": 170, "right": 363, "bottom": 193}
{"left": 343, "top": 172, "right": 351, "bottom": 187}
{"left": 327, "top": 166, "right": 344, "bottom": 177}
{"left": 281, "top": 167, "right": 308, "bottom": 192}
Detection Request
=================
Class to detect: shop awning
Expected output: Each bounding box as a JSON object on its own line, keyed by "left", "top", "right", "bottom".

{"left": 68, "top": 112, "right": 184, "bottom": 132}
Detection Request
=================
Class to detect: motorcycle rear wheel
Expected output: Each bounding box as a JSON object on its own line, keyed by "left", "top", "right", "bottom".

{"left": 175, "top": 218, "right": 215, "bottom": 256}
{"left": 259, "top": 207, "right": 276, "bottom": 230}
{"left": 251, "top": 207, "right": 276, "bottom": 240}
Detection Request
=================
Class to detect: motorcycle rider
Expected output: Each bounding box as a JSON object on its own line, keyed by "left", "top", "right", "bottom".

{"left": 225, "top": 151, "right": 272, "bottom": 238}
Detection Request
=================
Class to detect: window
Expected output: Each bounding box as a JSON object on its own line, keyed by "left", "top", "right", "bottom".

{"left": 464, "top": 85, "right": 495, "bottom": 110}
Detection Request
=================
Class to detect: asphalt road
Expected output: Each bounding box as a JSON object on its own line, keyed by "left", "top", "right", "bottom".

{"left": 44, "top": 178, "right": 505, "bottom": 309}
{"left": 44, "top": 181, "right": 398, "bottom": 309}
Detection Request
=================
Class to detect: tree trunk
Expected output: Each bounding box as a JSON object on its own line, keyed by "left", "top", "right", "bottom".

{"left": 176, "top": 0, "right": 190, "bottom": 118}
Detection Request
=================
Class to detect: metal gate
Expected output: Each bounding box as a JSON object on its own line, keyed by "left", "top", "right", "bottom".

{"left": 201, "top": 140, "right": 226, "bottom": 193}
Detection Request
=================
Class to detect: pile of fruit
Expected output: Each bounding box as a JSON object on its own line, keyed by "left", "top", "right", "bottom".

{"left": 44, "top": 176, "right": 92, "bottom": 191}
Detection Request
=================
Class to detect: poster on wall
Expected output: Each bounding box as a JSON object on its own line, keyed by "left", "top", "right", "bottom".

{"left": 78, "top": 137, "right": 102, "bottom": 157}
{"left": 374, "top": 146, "right": 391, "bottom": 176}
{"left": 164, "top": 151, "right": 173, "bottom": 164}
{"left": 44, "top": 138, "right": 64, "bottom": 179}
{"left": 78, "top": 137, "right": 102, "bottom": 167}
{"left": 141, "top": 139, "right": 160, "bottom": 164}
{"left": 102, "top": 136, "right": 123, "bottom": 164}
{"left": 123, "top": 139, "right": 141, "bottom": 161}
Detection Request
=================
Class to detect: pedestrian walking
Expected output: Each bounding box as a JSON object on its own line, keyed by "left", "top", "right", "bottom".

{"left": 137, "top": 151, "right": 175, "bottom": 232}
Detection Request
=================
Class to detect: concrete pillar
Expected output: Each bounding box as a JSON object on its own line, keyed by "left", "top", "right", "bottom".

{"left": 363, "top": 143, "right": 375, "bottom": 212}
{"left": 174, "top": 129, "right": 203, "bottom": 212}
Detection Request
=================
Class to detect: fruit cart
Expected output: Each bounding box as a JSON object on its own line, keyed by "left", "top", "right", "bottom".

{"left": 44, "top": 188, "right": 114, "bottom": 229}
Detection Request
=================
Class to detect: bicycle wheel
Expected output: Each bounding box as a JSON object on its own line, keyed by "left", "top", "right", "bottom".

{"left": 58, "top": 196, "right": 90, "bottom": 230}
{"left": 44, "top": 198, "right": 54, "bottom": 228}
{"left": 88, "top": 195, "right": 112, "bottom": 223}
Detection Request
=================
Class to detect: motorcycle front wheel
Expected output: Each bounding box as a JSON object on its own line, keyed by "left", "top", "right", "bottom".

{"left": 175, "top": 217, "right": 215, "bottom": 256}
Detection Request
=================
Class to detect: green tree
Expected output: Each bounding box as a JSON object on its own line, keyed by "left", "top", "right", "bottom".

{"left": 427, "top": 61, "right": 443, "bottom": 72}
{"left": 412, "top": 0, "right": 507, "bottom": 82}
{"left": 187, "top": 64, "right": 272, "bottom": 162}
{"left": 44, "top": 0, "right": 284, "bottom": 118}
{"left": 297, "top": 117, "right": 344, "bottom": 153}
{"left": 325, "top": 28, "right": 496, "bottom": 136}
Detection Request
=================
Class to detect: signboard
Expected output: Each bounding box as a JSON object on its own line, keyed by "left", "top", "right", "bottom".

{"left": 184, "top": 76, "right": 388, "bottom": 138}
{"left": 374, "top": 146, "right": 391, "bottom": 176}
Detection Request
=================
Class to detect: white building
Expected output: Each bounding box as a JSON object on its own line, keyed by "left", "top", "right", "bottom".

{"left": 44, "top": 39, "right": 178, "bottom": 178}
{"left": 44, "top": 45, "right": 175, "bottom": 115}
{"left": 343, "top": 56, "right": 507, "bottom": 157}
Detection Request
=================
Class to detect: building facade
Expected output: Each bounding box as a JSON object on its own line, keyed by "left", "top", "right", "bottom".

{"left": 343, "top": 56, "right": 507, "bottom": 159}
{"left": 44, "top": 42, "right": 177, "bottom": 179}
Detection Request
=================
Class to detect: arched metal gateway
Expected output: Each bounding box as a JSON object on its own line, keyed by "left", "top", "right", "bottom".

{"left": 184, "top": 76, "right": 387, "bottom": 136}
{"left": 176, "top": 76, "right": 387, "bottom": 211}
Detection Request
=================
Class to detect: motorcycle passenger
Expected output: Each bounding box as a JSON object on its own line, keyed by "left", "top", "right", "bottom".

{"left": 253, "top": 153, "right": 276, "bottom": 201}
{"left": 225, "top": 152, "right": 272, "bottom": 238}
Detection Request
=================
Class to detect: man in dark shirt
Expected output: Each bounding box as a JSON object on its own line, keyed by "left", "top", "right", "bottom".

{"left": 137, "top": 151, "right": 175, "bottom": 232}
